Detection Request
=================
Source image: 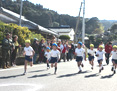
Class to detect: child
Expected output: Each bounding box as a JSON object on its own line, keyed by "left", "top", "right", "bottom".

{"left": 44, "top": 47, "right": 51, "bottom": 69}
{"left": 23, "top": 40, "right": 35, "bottom": 75}
{"left": 75, "top": 42, "right": 86, "bottom": 73}
{"left": 50, "top": 43, "right": 60, "bottom": 74}
{"left": 110, "top": 45, "right": 117, "bottom": 74}
{"left": 96, "top": 45, "right": 105, "bottom": 73}
{"left": 88, "top": 44, "right": 96, "bottom": 70}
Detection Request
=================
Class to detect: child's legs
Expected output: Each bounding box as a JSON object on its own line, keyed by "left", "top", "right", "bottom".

{"left": 99, "top": 61, "right": 102, "bottom": 67}
{"left": 51, "top": 63, "right": 53, "bottom": 68}
{"left": 24, "top": 60, "right": 28, "bottom": 72}
{"left": 29, "top": 61, "right": 33, "bottom": 67}
{"left": 78, "top": 61, "right": 82, "bottom": 67}
{"left": 91, "top": 59, "right": 94, "bottom": 66}
{"left": 55, "top": 62, "right": 57, "bottom": 67}
{"left": 54, "top": 62, "right": 57, "bottom": 73}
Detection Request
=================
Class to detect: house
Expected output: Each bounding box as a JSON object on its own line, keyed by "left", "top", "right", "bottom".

{"left": 48, "top": 27, "right": 75, "bottom": 41}
{"left": 0, "top": 7, "right": 58, "bottom": 39}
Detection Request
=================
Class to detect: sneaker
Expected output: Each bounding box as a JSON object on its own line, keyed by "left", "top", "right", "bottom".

{"left": 111, "top": 67, "right": 114, "bottom": 71}
{"left": 23, "top": 72, "right": 27, "bottom": 75}
{"left": 81, "top": 64, "right": 84, "bottom": 68}
{"left": 47, "top": 67, "right": 50, "bottom": 70}
{"left": 91, "top": 67, "right": 93, "bottom": 70}
{"left": 78, "top": 70, "right": 82, "bottom": 73}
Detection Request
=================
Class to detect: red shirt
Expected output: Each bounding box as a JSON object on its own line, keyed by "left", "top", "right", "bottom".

{"left": 105, "top": 44, "right": 112, "bottom": 53}
{"left": 62, "top": 45, "right": 66, "bottom": 53}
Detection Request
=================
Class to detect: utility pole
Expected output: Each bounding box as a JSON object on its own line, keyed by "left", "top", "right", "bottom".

{"left": 74, "top": 2, "right": 83, "bottom": 43}
{"left": 19, "top": 0, "right": 23, "bottom": 26}
{"left": 82, "top": 0, "right": 85, "bottom": 43}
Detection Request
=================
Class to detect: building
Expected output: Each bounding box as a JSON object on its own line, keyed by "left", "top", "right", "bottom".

{"left": 0, "top": 7, "right": 58, "bottom": 39}
{"left": 48, "top": 27, "right": 75, "bottom": 41}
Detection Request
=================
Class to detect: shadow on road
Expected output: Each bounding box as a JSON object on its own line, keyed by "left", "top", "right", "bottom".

{"left": 28, "top": 73, "right": 51, "bottom": 78}
{"left": 85, "top": 73, "right": 99, "bottom": 78}
{"left": 29, "top": 69, "right": 46, "bottom": 73}
{"left": 100, "top": 73, "right": 114, "bottom": 79}
{"left": 57, "top": 71, "right": 90, "bottom": 78}
{"left": 0, "top": 74, "right": 24, "bottom": 79}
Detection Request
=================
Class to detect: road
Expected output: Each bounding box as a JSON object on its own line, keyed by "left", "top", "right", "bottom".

{"left": 0, "top": 58, "right": 117, "bottom": 91}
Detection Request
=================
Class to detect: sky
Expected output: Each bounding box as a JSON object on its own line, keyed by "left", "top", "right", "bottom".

{"left": 28, "top": 0, "right": 117, "bottom": 20}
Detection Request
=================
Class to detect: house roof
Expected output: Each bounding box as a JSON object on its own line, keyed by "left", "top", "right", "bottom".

{"left": 0, "top": 7, "right": 58, "bottom": 36}
{"left": 48, "top": 27, "right": 74, "bottom": 33}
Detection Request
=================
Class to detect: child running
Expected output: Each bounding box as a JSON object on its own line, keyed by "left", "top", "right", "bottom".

{"left": 96, "top": 45, "right": 105, "bottom": 73}
{"left": 75, "top": 42, "right": 86, "bottom": 73}
{"left": 23, "top": 40, "right": 35, "bottom": 75}
{"left": 88, "top": 44, "right": 96, "bottom": 70}
{"left": 44, "top": 47, "right": 51, "bottom": 69}
{"left": 50, "top": 43, "right": 60, "bottom": 74}
{"left": 110, "top": 45, "right": 117, "bottom": 74}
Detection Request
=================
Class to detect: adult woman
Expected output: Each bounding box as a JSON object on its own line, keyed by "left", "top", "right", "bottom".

{"left": 38, "top": 39, "right": 46, "bottom": 63}
{"left": 11, "top": 35, "right": 20, "bottom": 66}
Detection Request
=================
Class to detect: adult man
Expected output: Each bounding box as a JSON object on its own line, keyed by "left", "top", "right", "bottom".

{"left": 60, "top": 41, "right": 66, "bottom": 62}
{"left": 2, "top": 33, "right": 11, "bottom": 69}
{"left": 105, "top": 42, "right": 112, "bottom": 65}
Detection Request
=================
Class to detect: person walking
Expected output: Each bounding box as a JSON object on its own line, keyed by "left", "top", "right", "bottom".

{"left": 105, "top": 42, "right": 112, "bottom": 65}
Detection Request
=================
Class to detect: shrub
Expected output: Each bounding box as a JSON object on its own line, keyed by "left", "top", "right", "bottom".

{"left": 0, "top": 21, "right": 44, "bottom": 45}
{"left": 59, "top": 35, "right": 70, "bottom": 40}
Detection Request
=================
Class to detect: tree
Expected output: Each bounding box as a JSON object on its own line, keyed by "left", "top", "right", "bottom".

{"left": 59, "top": 35, "right": 70, "bottom": 40}
{"left": 86, "top": 17, "right": 104, "bottom": 34}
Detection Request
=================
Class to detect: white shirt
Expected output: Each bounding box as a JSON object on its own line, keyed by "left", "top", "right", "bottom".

{"left": 24, "top": 46, "right": 34, "bottom": 56}
{"left": 75, "top": 48, "right": 85, "bottom": 57}
{"left": 88, "top": 49, "right": 96, "bottom": 56}
{"left": 45, "top": 51, "right": 51, "bottom": 60}
{"left": 96, "top": 50, "right": 105, "bottom": 60}
{"left": 50, "top": 49, "right": 60, "bottom": 58}
{"left": 111, "top": 51, "right": 117, "bottom": 59}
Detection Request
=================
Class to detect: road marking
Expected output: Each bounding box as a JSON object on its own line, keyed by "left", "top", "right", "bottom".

{"left": 0, "top": 83, "right": 43, "bottom": 91}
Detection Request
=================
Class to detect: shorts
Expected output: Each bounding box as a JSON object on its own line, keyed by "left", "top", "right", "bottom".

{"left": 50, "top": 57, "right": 58, "bottom": 63}
{"left": 25, "top": 56, "right": 33, "bottom": 62}
{"left": 88, "top": 56, "right": 94, "bottom": 61}
{"left": 98, "top": 59, "right": 103, "bottom": 64}
{"left": 76, "top": 56, "right": 83, "bottom": 62}
{"left": 112, "top": 59, "right": 117, "bottom": 64}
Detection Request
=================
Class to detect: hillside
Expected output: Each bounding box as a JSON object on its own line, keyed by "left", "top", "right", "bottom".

{"left": 0, "top": 0, "right": 104, "bottom": 34}
{"left": 100, "top": 20, "right": 117, "bottom": 30}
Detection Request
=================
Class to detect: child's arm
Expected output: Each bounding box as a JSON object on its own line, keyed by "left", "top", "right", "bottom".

{"left": 30, "top": 50, "right": 35, "bottom": 58}
{"left": 23, "top": 51, "right": 26, "bottom": 56}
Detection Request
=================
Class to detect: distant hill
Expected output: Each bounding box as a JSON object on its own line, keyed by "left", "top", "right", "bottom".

{"left": 100, "top": 20, "right": 117, "bottom": 30}
{"left": 0, "top": 0, "right": 104, "bottom": 34}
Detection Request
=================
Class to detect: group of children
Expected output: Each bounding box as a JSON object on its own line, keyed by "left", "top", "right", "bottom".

{"left": 23, "top": 40, "right": 60, "bottom": 75}
{"left": 23, "top": 39, "right": 117, "bottom": 75}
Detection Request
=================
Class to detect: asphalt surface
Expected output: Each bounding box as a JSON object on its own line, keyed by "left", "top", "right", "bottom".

{"left": 0, "top": 58, "right": 117, "bottom": 91}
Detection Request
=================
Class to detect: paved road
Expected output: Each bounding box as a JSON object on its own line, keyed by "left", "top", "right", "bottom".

{"left": 0, "top": 58, "right": 117, "bottom": 91}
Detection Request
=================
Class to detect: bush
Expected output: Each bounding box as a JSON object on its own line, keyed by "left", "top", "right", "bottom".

{"left": 59, "top": 35, "right": 70, "bottom": 40}
{"left": 0, "top": 21, "right": 44, "bottom": 45}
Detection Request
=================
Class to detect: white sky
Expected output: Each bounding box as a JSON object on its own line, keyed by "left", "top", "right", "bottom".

{"left": 28, "top": 0, "right": 117, "bottom": 20}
